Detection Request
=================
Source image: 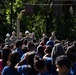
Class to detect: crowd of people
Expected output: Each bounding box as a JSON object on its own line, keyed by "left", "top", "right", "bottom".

{"left": 0, "top": 30, "right": 76, "bottom": 75}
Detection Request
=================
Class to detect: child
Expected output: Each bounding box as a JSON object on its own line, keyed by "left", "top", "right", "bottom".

{"left": 55, "top": 55, "right": 74, "bottom": 75}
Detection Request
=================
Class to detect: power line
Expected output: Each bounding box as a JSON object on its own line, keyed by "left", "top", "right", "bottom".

{"left": 24, "top": 3, "right": 76, "bottom": 6}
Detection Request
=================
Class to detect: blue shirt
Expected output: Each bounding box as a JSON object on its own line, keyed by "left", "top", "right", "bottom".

{"left": 66, "top": 69, "right": 74, "bottom": 75}
{"left": 37, "top": 73, "right": 52, "bottom": 75}
{"left": 17, "top": 65, "right": 38, "bottom": 75}
{"left": 1, "top": 66, "right": 18, "bottom": 75}
{"left": 72, "top": 63, "right": 76, "bottom": 75}
{"left": 12, "top": 48, "right": 23, "bottom": 57}
{"left": 21, "top": 53, "right": 26, "bottom": 60}
{"left": 17, "top": 65, "right": 28, "bottom": 75}
{"left": 45, "top": 57, "right": 57, "bottom": 75}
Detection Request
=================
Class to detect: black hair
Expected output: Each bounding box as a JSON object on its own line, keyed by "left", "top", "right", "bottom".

{"left": 66, "top": 45, "right": 76, "bottom": 54}
{"left": 54, "top": 40, "right": 60, "bottom": 44}
{"left": 27, "top": 52, "right": 38, "bottom": 75}
{"left": 22, "top": 46, "right": 28, "bottom": 53}
{"left": 2, "top": 48, "right": 11, "bottom": 67}
{"left": 34, "top": 55, "right": 46, "bottom": 70}
{"left": 8, "top": 52, "right": 20, "bottom": 68}
{"left": 66, "top": 53, "right": 76, "bottom": 64}
{"left": 65, "top": 45, "right": 76, "bottom": 63}
{"left": 37, "top": 45, "right": 44, "bottom": 56}
{"left": 15, "top": 40, "right": 22, "bottom": 48}
{"left": 43, "top": 37, "right": 49, "bottom": 44}
{"left": 55, "top": 55, "right": 71, "bottom": 69}
{"left": 27, "top": 41, "right": 35, "bottom": 49}
{"left": 44, "top": 45, "right": 52, "bottom": 54}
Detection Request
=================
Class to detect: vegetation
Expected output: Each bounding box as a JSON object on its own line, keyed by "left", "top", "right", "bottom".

{"left": 0, "top": 0, "right": 76, "bottom": 41}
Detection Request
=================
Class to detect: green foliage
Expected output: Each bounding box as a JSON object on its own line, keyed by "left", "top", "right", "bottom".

{"left": 0, "top": 0, "right": 76, "bottom": 41}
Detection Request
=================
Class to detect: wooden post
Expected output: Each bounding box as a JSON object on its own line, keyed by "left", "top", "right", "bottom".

{"left": 17, "top": 19, "right": 20, "bottom": 38}
{"left": 17, "top": 10, "right": 25, "bottom": 38}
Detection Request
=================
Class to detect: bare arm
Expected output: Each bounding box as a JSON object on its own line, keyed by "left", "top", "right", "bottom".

{"left": 15, "top": 53, "right": 28, "bottom": 70}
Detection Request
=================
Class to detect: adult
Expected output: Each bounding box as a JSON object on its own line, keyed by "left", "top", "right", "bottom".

{"left": 10, "top": 31, "right": 17, "bottom": 44}
{"left": 17, "top": 32, "right": 23, "bottom": 40}
{"left": 49, "top": 31, "right": 57, "bottom": 42}
{"left": 31, "top": 32, "right": 37, "bottom": 43}
{"left": 12, "top": 40, "right": 23, "bottom": 57}
{"left": 5, "top": 33, "right": 12, "bottom": 45}
{"left": 2, "top": 45, "right": 11, "bottom": 67}
{"left": 24, "top": 30, "right": 32, "bottom": 42}
{"left": 15, "top": 52, "right": 38, "bottom": 75}
{"left": 51, "top": 43, "right": 65, "bottom": 66}
{"left": 55, "top": 55, "right": 74, "bottom": 75}
{"left": 65, "top": 42, "right": 76, "bottom": 75}
{"left": 40, "top": 33, "right": 47, "bottom": 42}
{"left": 1, "top": 52, "right": 20, "bottom": 75}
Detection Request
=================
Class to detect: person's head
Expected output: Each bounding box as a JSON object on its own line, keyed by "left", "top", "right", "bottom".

{"left": 6, "top": 33, "right": 10, "bottom": 38}
{"left": 15, "top": 40, "right": 23, "bottom": 48}
{"left": 27, "top": 41, "right": 35, "bottom": 51}
{"left": 22, "top": 46, "right": 28, "bottom": 53}
{"left": 8, "top": 52, "right": 20, "bottom": 68}
{"left": 44, "top": 45, "right": 52, "bottom": 54}
{"left": 29, "top": 33, "right": 32, "bottom": 38}
{"left": 65, "top": 45, "right": 76, "bottom": 65}
{"left": 10, "top": 44, "right": 15, "bottom": 50}
{"left": 34, "top": 55, "right": 47, "bottom": 73}
{"left": 2, "top": 46, "right": 11, "bottom": 67}
{"left": 37, "top": 45, "right": 44, "bottom": 57}
{"left": 46, "top": 40, "right": 54, "bottom": 48}
{"left": 55, "top": 55, "right": 71, "bottom": 75}
{"left": 43, "top": 37, "right": 49, "bottom": 45}
{"left": 42, "top": 33, "right": 46, "bottom": 38}
{"left": 25, "top": 30, "right": 30, "bottom": 37}
{"left": 19, "top": 32, "right": 22, "bottom": 37}
{"left": 12, "top": 31, "right": 15, "bottom": 36}
{"left": 54, "top": 40, "right": 60, "bottom": 44}
{"left": 32, "top": 32, "right": 35, "bottom": 36}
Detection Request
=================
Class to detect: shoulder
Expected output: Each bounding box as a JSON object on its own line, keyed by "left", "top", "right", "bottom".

{"left": 1, "top": 66, "right": 10, "bottom": 74}
{"left": 17, "top": 65, "right": 31, "bottom": 74}
{"left": 21, "top": 53, "right": 27, "bottom": 60}
{"left": 3, "top": 66, "right": 9, "bottom": 70}
{"left": 37, "top": 73, "right": 51, "bottom": 75}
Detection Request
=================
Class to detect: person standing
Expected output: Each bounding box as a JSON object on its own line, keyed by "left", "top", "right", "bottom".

{"left": 17, "top": 32, "right": 23, "bottom": 40}
{"left": 5, "top": 33, "right": 12, "bottom": 45}
{"left": 24, "top": 30, "right": 32, "bottom": 42}
{"left": 10, "top": 31, "right": 17, "bottom": 44}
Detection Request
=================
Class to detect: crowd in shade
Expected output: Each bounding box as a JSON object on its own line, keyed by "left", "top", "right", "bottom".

{"left": 0, "top": 30, "right": 76, "bottom": 75}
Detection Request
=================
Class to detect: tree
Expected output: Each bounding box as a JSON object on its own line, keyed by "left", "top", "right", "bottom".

{"left": 0, "top": 0, "right": 76, "bottom": 41}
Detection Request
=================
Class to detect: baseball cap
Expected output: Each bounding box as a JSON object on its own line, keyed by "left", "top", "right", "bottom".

{"left": 6, "top": 33, "right": 10, "bottom": 37}
{"left": 25, "top": 30, "right": 29, "bottom": 34}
